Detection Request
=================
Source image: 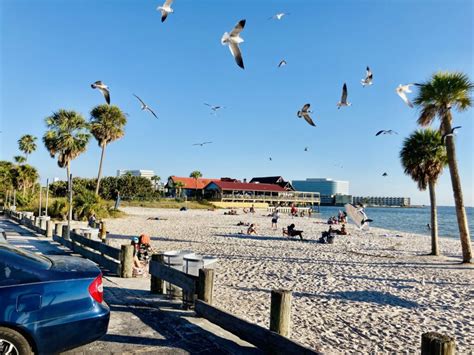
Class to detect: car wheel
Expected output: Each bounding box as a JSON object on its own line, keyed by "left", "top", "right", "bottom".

{"left": 0, "top": 327, "right": 33, "bottom": 355}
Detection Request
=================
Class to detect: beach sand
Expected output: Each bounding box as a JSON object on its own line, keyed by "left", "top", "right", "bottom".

{"left": 102, "top": 207, "right": 474, "bottom": 353}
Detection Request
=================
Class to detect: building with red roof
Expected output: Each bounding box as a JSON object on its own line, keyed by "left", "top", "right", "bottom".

{"left": 166, "top": 176, "right": 221, "bottom": 197}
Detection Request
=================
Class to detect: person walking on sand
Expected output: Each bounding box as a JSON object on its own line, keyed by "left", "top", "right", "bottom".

{"left": 271, "top": 208, "right": 280, "bottom": 230}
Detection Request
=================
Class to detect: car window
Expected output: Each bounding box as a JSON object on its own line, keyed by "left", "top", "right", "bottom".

{"left": 0, "top": 260, "right": 44, "bottom": 286}
{"left": 0, "top": 244, "right": 52, "bottom": 269}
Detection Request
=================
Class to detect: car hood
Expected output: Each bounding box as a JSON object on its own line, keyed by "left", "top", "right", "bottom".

{"left": 47, "top": 255, "right": 101, "bottom": 279}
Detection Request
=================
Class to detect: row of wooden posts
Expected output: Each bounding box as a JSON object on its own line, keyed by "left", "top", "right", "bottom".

{"left": 4, "top": 209, "right": 457, "bottom": 354}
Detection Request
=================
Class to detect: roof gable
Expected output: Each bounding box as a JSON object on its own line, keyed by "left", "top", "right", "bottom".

{"left": 206, "top": 181, "right": 287, "bottom": 192}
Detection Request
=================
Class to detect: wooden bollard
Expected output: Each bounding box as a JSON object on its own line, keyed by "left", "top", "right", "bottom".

{"left": 269, "top": 289, "right": 292, "bottom": 337}
{"left": 421, "top": 332, "right": 455, "bottom": 355}
{"left": 46, "top": 221, "right": 54, "bottom": 238}
{"left": 150, "top": 253, "right": 165, "bottom": 294}
{"left": 120, "top": 244, "right": 134, "bottom": 278}
{"left": 99, "top": 221, "right": 107, "bottom": 242}
{"left": 198, "top": 268, "right": 215, "bottom": 305}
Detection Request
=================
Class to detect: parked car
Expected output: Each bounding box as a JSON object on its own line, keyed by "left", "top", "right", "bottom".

{"left": 0, "top": 243, "right": 110, "bottom": 354}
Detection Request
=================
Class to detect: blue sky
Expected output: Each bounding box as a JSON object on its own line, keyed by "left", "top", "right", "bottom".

{"left": 1, "top": 0, "right": 473, "bottom": 206}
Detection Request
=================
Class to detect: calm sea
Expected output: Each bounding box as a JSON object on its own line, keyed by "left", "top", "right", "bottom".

{"left": 313, "top": 206, "right": 474, "bottom": 240}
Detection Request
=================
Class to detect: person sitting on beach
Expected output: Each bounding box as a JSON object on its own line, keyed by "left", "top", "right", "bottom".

{"left": 336, "top": 224, "right": 348, "bottom": 235}
{"left": 237, "top": 221, "right": 250, "bottom": 226}
{"left": 319, "top": 225, "right": 336, "bottom": 243}
{"left": 247, "top": 223, "right": 257, "bottom": 235}
{"left": 283, "top": 223, "right": 304, "bottom": 240}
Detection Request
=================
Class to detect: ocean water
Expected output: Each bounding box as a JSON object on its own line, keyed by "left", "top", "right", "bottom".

{"left": 313, "top": 206, "right": 474, "bottom": 240}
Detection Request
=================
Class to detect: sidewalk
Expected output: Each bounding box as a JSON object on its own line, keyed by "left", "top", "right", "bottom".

{"left": 1, "top": 217, "right": 261, "bottom": 354}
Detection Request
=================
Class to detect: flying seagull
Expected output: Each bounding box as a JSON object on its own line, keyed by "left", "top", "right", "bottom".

{"left": 442, "top": 126, "right": 462, "bottom": 144}
{"left": 269, "top": 12, "right": 289, "bottom": 20}
{"left": 269, "top": 157, "right": 272, "bottom": 161}
{"left": 337, "top": 83, "right": 351, "bottom": 109}
{"left": 297, "top": 104, "right": 316, "bottom": 127}
{"left": 304, "top": 146, "right": 309, "bottom": 152}
{"left": 382, "top": 172, "right": 388, "bottom": 177}
{"left": 278, "top": 60, "right": 287, "bottom": 68}
{"left": 376, "top": 129, "right": 398, "bottom": 136}
{"left": 396, "top": 84, "right": 414, "bottom": 108}
{"left": 204, "top": 103, "right": 225, "bottom": 114}
{"left": 91, "top": 81, "right": 110, "bottom": 104}
{"left": 221, "top": 19, "right": 246, "bottom": 69}
{"left": 361, "top": 66, "right": 373, "bottom": 87}
{"left": 193, "top": 142, "right": 213, "bottom": 147}
{"left": 133, "top": 94, "right": 158, "bottom": 119}
{"left": 157, "top": 0, "right": 174, "bottom": 23}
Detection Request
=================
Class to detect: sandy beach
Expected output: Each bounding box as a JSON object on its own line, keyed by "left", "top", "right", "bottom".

{"left": 102, "top": 207, "right": 474, "bottom": 353}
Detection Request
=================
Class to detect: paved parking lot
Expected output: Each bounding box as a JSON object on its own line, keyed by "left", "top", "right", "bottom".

{"left": 1, "top": 217, "right": 260, "bottom": 354}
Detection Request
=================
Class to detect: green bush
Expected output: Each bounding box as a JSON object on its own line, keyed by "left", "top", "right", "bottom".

{"left": 73, "top": 189, "right": 109, "bottom": 220}
{"left": 48, "top": 198, "right": 68, "bottom": 220}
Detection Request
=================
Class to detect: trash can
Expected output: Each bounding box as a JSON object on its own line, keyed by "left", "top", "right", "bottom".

{"left": 183, "top": 254, "right": 218, "bottom": 277}
{"left": 163, "top": 250, "right": 193, "bottom": 299}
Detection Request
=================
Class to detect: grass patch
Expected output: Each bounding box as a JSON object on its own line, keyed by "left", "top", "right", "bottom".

{"left": 118, "top": 199, "right": 216, "bottom": 209}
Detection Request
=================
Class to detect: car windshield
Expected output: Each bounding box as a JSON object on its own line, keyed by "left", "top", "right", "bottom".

{"left": 0, "top": 244, "right": 52, "bottom": 269}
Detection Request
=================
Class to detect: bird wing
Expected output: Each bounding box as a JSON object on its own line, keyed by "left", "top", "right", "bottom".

{"left": 146, "top": 107, "right": 158, "bottom": 119}
{"left": 302, "top": 103, "right": 311, "bottom": 112}
{"left": 133, "top": 94, "right": 146, "bottom": 106}
{"left": 204, "top": 103, "right": 212, "bottom": 107}
{"left": 230, "top": 19, "right": 246, "bottom": 36}
{"left": 278, "top": 60, "right": 286, "bottom": 67}
{"left": 203, "top": 142, "right": 213, "bottom": 145}
{"left": 375, "top": 130, "right": 385, "bottom": 136}
{"left": 229, "top": 42, "right": 244, "bottom": 69}
{"left": 397, "top": 90, "right": 413, "bottom": 108}
{"left": 302, "top": 113, "right": 316, "bottom": 127}
{"left": 99, "top": 87, "right": 110, "bottom": 104}
{"left": 366, "top": 66, "right": 373, "bottom": 79}
{"left": 341, "top": 83, "right": 348, "bottom": 103}
{"left": 452, "top": 126, "right": 462, "bottom": 132}
{"left": 164, "top": 0, "right": 173, "bottom": 6}
{"left": 192, "top": 143, "right": 201, "bottom": 146}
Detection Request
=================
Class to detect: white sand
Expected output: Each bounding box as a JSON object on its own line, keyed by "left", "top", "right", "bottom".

{"left": 103, "top": 207, "right": 474, "bottom": 353}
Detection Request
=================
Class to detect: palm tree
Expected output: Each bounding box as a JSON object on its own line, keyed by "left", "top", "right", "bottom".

{"left": 13, "top": 156, "right": 26, "bottom": 165}
{"left": 43, "top": 110, "right": 91, "bottom": 180}
{"left": 43, "top": 110, "right": 90, "bottom": 225}
{"left": 15, "top": 164, "right": 39, "bottom": 197}
{"left": 413, "top": 71, "right": 473, "bottom": 263}
{"left": 151, "top": 175, "right": 161, "bottom": 190}
{"left": 90, "top": 105, "right": 127, "bottom": 194}
{"left": 18, "top": 134, "right": 37, "bottom": 162}
{"left": 400, "top": 129, "right": 448, "bottom": 256}
{"left": 190, "top": 170, "right": 202, "bottom": 199}
{"left": 173, "top": 181, "right": 185, "bottom": 199}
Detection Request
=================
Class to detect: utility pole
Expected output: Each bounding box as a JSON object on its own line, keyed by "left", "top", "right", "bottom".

{"left": 45, "top": 178, "right": 49, "bottom": 217}
{"left": 13, "top": 190, "right": 16, "bottom": 208}
{"left": 38, "top": 186, "right": 42, "bottom": 216}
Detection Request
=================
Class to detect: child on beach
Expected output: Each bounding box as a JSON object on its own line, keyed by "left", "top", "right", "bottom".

{"left": 247, "top": 223, "right": 257, "bottom": 235}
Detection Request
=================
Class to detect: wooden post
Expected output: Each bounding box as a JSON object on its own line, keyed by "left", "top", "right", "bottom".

{"left": 120, "top": 244, "right": 134, "bottom": 278}
{"left": 421, "top": 332, "right": 455, "bottom": 355}
{"left": 150, "top": 253, "right": 165, "bottom": 294}
{"left": 46, "top": 221, "right": 54, "bottom": 238}
{"left": 99, "top": 221, "right": 107, "bottom": 242}
{"left": 198, "top": 268, "right": 215, "bottom": 305}
{"left": 270, "top": 289, "right": 292, "bottom": 337}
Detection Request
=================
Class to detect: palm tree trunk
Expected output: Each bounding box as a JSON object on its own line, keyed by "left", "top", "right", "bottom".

{"left": 443, "top": 112, "right": 472, "bottom": 263}
{"left": 428, "top": 181, "right": 439, "bottom": 256}
{"left": 95, "top": 143, "right": 107, "bottom": 195}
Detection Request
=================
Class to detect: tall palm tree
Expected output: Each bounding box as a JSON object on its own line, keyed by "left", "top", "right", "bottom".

{"left": 400, "top": 129, "right": 448, "bottom": 256}
{"left": 18, "top": 134, "right": 37, "bottom": 162}
{"left": 43, "top": 110, "right": 90, "bottom": 224}
{"left": 13, "top": 156, "right": 26, "bottom": 165}
{"left": 90, "top": 105, "right": 127, "bottom": 194}
{"left": 414, "top": 71, "right": 473, "bottom": 263}
{"left": 43, "top": 110, "right": 91, "bottom": 180}
{"left": 190, "top": 170, "right": 202, "bottom": 199}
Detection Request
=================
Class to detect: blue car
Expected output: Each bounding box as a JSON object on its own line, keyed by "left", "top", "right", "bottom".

{"left": 0, "top": 243, "right": 110, "bottom": 354}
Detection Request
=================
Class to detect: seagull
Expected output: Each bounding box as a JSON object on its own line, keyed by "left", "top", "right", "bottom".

{"left": 269, "top": 12, "right": 289, "bottom": 20}
{"left": 361, "top": 66, "right": 373, "bottom": 87}
{"left": 91, "top": 81, "right": 110, "bottom": 104}
{"left": 193, "top": 142, "right": 213, "bottom": 147}
{"left": 442, "top": 126, "right": 462, "bottom": 144}
{"left": 396, "top": 84, "right": 414, "bottom": 108}
{"left": 337, "top": 83, "right": 351, "bottom": 109}
{"left": 278, "top": 60, "right": 287, "bottom": 68}
{"left": 304, "top": 147, "right": 309, "bottom": 152}
{"left": 204, "top": 103, "right": 225, "bottom": 115}
{"left": 382, "top": 172, "right": 388, "bottom": 177}
{"left": 269, "top": 157, "right": 272, "bottom": 161}
{"left": 376, "top": 130, "right": 398, "bottom": 136}
{"left": 157, "top": 0, "right": 174, "bottom": 23}
{"left": 133, "top": 94, "right": 158, "bottom": 119}
{"left": 221, "top": 19, "right": 246, "bottom": 69}
{"left": 297, "top": 104, "right": 316, "bottom": 127}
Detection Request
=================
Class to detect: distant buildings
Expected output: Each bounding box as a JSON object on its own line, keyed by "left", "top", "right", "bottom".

{"left": 292, "top": 178, "right": 351, "bottom": 206}
{"left": 117, "top": 170, "right": 155, "bottom": 180}
{"left": 352, "top": 196, "right": 411, "bottom": 207}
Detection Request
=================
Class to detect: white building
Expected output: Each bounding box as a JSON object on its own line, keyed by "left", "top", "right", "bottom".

{"left": 292, "top": 178, "right": 349, "bottom": 195}
{"left": 116, "top": 170, "right": 155, "bottom": 180}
